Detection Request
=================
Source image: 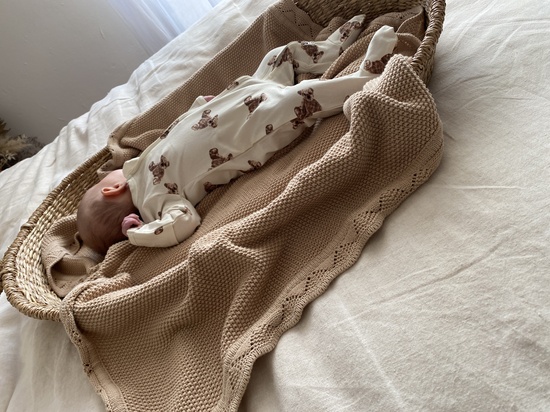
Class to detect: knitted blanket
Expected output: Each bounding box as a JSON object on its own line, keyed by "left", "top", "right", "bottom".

{"left": 54, "top": 1, "right": 442, "bottom": 410}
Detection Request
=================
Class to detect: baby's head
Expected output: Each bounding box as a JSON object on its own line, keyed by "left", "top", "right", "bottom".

{"left": 77, "top": 169, "right": 137, "bottom": 255}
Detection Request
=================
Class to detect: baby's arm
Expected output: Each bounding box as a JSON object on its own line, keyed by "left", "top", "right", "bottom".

{"left": 125, "top": 200, "right": 201, "bottom": 247}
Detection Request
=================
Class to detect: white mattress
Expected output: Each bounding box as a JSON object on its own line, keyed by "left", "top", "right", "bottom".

{"left": 1, "top": 0, "right": 549, "bottom": 410}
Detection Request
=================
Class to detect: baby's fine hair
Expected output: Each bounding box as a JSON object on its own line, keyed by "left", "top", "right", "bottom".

{"left": 77, "top": 191, "right": 137, "bottom": 255}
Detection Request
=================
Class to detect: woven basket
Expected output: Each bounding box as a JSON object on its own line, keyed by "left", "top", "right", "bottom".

{"left": 0, "top": 0, "right": 445, "bottom": 322}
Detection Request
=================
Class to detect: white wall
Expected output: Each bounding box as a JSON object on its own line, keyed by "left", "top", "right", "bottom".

{"left": 0, "top": 0, "right": 151, "bottom": 144}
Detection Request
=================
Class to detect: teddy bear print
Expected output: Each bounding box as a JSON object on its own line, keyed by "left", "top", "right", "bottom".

{"left": 244, "top": 93, "right": 267, "bottom": 116}
{"left": 164, "top": 182, "right": 178, "bottom": 194}
{"left": 267, "top": 54, "right": 278, "bottom": 67}
{"left": 204, "top": 181, "right": 220, "bottom": 193}
{"left": 265, "top": 124, "right": 273, "bottom": 134}
{"left": 209, "top": 148, "right": 233, "bottom": 169}
{"left": 159, "top": 118, "right": 180, "bottom": 139}
{"left": 226, "top": 81, "right": 239, "bottom": 90}
{"left": 364, "top": 53, "right": 393, "bottom": 74}
{"left": 149, "top": 155, "right": 170, "bottom": 185}
{"left": 291, "top": 87, "right": 322, "bottom": 129}
{"left": 154, "top": 227, "right": 164, "bottom": 235}
{"left": 300, "top": 41, "right": 324, "bottom": 63}
{"left": 192, "top": 109, "right": 218, "bottom": 130}
{"left": 267, "top": 47, "right": 299, "bottom": 70}
{"left": 339, "top": 21, "right": 363, "bottom": 42}
{"left": 240, "top": 160, "right": 262, "bottom": 173}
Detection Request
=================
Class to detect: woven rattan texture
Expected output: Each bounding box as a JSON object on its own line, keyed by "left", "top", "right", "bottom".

{"left": 1, "top": 149, "right": 107, "bottom": 320}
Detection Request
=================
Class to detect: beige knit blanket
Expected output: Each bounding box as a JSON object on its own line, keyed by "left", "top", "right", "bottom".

{"left": 50, "top": 1, "right": 442, "bottom": 410}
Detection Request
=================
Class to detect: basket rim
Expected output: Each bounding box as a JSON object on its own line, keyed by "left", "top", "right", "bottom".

{"left": 410, "top": 0, "right": 446, "bottom": 82}
{"left": 1, "top": 147, "right": 111, "bottom": 321}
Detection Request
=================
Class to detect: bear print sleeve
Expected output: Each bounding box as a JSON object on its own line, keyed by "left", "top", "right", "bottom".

{"left": 126, "top": 199, "right": 201, "bottom": 247}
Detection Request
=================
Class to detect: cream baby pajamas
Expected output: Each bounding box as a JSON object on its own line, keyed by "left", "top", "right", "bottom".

{"left": 122, "top": 18, "right": 398, "bottom": 247}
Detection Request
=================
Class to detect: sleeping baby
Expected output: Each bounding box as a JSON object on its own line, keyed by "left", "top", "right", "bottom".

{"left": 76, "top": 18, "right": 399, "bottom": 254}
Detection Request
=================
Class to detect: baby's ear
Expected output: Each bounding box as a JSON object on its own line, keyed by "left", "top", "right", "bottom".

{"left": 101, "top": 182, "right": 126, "bottom": 197}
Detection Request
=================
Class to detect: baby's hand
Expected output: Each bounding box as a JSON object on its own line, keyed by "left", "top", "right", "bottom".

{"left": 122, "top": 213, "right": 143, "bottom": 236}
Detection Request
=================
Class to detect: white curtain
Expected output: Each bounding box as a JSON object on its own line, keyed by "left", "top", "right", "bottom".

{"left": 107, "top": 0, "right": 223, "bottom": 55}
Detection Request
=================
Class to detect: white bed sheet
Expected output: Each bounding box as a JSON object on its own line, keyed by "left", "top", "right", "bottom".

{"left": 1, "top": 0, "right": 549, "bottom": 411}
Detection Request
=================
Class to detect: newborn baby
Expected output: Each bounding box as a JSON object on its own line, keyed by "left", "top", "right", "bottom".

{"left": 77, "top": 20, "right": 399, "bottom": 254}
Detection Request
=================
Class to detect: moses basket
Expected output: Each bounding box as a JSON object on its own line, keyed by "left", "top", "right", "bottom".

{"left": 0, "top": 0, "right": 446, "bottom": 321}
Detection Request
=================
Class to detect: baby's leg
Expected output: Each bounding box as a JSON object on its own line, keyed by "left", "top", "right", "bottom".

{"left": 286, "top": 25, "right": 399, "bottom": 121}
{"left": 287, "top": 15, "right": 366, "bottom": 76}
{"left": 252, "top": 15, "right": 366, "bottom": 85}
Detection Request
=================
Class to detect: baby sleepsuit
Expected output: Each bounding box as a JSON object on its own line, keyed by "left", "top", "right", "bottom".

{"left": 123, "top": 18, "right": 398, "bottom": 247}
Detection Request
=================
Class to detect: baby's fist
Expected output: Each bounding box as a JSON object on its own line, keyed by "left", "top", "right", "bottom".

{"left": 122, "top": 213, "right": 143, "bottom": 236}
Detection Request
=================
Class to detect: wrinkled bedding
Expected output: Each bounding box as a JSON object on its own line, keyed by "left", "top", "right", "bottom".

{"left": 1, "top": 0, "right": 549, "bottom": 410}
